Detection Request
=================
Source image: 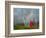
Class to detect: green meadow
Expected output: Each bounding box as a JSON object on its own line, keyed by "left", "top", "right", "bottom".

{"left": 14, "top": 23, "right": 39, "bottom": 30}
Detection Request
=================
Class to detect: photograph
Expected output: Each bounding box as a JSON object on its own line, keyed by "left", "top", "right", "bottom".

{"left": 14, "top": 8, "right": 39, "bottom": 30}
{"left": 5, "top": 1, "right": 45, "bottom": 37}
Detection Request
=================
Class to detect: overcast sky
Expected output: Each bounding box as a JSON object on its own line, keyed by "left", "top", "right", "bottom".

{"left": 13, "top": 8, "right": 39, "bottom": 24}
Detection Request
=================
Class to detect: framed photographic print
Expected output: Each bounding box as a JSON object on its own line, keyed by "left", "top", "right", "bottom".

{"left": 5, "top": 1, "right": 45, "bottom": 37}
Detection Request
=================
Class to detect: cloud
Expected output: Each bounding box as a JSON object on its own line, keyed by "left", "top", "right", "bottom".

{"left": 14, "top": 8, "right": 39, "bottom": 24}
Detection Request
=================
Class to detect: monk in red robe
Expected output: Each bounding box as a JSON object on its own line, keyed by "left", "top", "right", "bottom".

{"left": 29, "top": 20, "right": 33, "bottom": 28}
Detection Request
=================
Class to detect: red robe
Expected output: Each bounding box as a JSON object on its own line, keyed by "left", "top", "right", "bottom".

{"left": 29, "top": 20, "right": 33, "bottom": 27}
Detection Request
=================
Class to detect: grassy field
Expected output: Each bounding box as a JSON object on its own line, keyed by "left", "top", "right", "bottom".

{"left": 14, "top": 23, "right": 39, "bottom": 30}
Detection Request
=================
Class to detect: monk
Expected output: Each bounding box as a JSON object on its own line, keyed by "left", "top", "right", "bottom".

{"left": 29, "top": 20, "right": 33, "bottom": 28}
